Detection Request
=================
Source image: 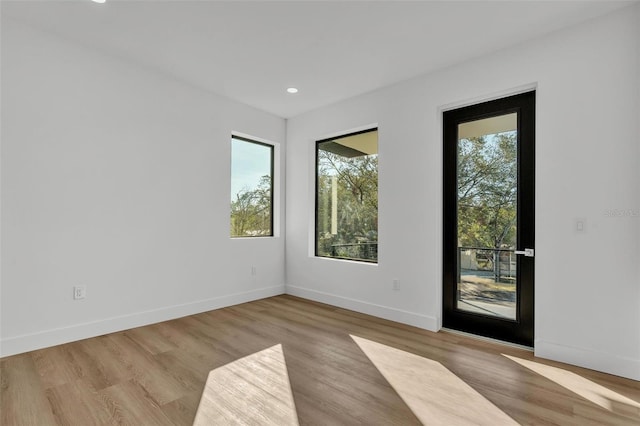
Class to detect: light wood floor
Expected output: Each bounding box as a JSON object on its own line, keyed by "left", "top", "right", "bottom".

{"left": 2, "top": 295, "right": 639, "bottom": 425}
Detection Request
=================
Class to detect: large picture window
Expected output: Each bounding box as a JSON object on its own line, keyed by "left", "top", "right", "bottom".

{"left": 230, "top": 135, "right": 274, "bottom": 237}
{"left": 316, "top": 128, "right": 378, "bottom": 262}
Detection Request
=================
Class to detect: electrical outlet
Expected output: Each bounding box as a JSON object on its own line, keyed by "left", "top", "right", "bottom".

{"left": 251, "top": 266, "right": 257, "bottom": 276}
{"left": 393, "top": 279, "right": 400, "bottom": 291}
{"left": 73, "top": 286, "right": 86, "bottom": 300}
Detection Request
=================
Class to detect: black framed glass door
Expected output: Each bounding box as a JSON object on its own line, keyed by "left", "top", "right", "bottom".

{"left": 443, "top": 91, "right": 535, "bottom": 347}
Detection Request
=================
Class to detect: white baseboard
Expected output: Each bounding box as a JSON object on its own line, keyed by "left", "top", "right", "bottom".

{"left": 286, "top": 285, "right": 438, "bottom": 332}
{"left": 535, "top": 339, "right": 640, "bottom": 381}
{"left": 0, "top": 285, "right": 285, "bottom": 357}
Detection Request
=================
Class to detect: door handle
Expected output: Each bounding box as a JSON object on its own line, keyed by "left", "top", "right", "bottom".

{"left": 514, "top": 248, "right": 535, "bottom": 257}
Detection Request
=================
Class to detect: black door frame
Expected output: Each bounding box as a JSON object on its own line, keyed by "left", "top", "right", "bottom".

{"left": 443, "top": 91, "right": 535, "bottom": 347}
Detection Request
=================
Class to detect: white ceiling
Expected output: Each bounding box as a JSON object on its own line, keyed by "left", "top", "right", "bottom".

{"left": 2, "top": 0, "right": 636, "bottom": 118}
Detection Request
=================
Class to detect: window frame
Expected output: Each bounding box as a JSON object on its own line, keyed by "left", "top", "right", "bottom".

{"left": 314, "top": 127, "right": 379, "bottom": 263}
{"left": 230, "top": 134, "right": 275, "bottom": 238}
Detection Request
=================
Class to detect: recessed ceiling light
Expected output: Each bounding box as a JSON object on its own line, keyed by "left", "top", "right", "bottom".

{"left": 92, "top": 0, "right": 106, "bottom": 3}
{"left": 287, "top": 87, "right": 299, "bottom": 94}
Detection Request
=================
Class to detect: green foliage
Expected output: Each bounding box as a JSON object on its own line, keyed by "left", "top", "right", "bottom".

{"left": 317, "top": 151, "right": 378, "bottom": 261}
{"left": 457, "top": 132, "right": 517, "bottom": 249}
{"left": 231, "top": 175, "right": 272, "bottom": 237}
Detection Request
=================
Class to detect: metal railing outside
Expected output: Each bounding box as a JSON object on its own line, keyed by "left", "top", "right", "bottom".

{"left": 458, "top": 246, "right": 516, "bottom": 283}
{"left": 330, "top": 242, "right": 378, "bottom": 262}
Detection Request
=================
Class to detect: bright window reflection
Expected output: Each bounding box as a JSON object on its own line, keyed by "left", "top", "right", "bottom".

{"left": 194, "top": 344, "right": 298, "bottom": 425}
{"left": 503, "top": 354, "right": 640, "bottom": 417}
{"left": 351, "top": 335, "right": 518, "bottom": 425}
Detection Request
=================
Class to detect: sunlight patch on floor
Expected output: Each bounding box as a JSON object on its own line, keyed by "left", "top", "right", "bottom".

{"left": 503, "top": 354, "right": 640, "bottom": 418}
{"left": 193, "top": 344, "right": 299, "bottom": 425}
{"left": 351, "top": 335, "right": 518, "bottom": 425}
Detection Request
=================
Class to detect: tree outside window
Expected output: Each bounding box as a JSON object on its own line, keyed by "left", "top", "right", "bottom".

{"left": 230, "top": 136, "right": 274, "bottom": 237}
{"left": 316, "top": 129, "right": 378, "bottom": 262}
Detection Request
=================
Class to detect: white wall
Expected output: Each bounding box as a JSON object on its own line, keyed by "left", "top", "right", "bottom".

{"left": 0, "top": 19, "right": 286, "bottom": 356}
{"left": 286, "top": 5, "right": 640, "bottom": 380}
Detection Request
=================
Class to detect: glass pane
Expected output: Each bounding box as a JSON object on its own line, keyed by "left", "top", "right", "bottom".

{"left": 316, "top": 129, "right": 378, "bottom": 262}
{"left": 456, "top": 114, "right": 517, "bottom": 319}
{"left": 230, "top": 137, "right": 273, "bottom": 237}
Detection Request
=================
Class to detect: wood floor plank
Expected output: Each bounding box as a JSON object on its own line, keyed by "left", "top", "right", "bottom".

{"left": 1, "top": 295, "right": 639, "bottom": 425}
{"left": 31, "top": 346, "right": 79, "bottom": 390}
{"left": 153, "top": 349, "right": 216, "bottom": 392}
{"left": 99, "top": 380, "right": 175, "bottom": 426}
{"left": 122, "top": 324, "right": 179, "bottom": 356}
{"left": 1, "top": 354, "right": 57, "bottom": 426}
{"left": 51, "top": 338, "right": 126, "bottom": 392}
{"left": 45, "top": 379, "right": 112, "bottom": 425}
{"left": 106, "top": 333, "right": 190, "bottom": 406}
{"left": 160, "top": 391, "right": 201, "bottom": 426}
